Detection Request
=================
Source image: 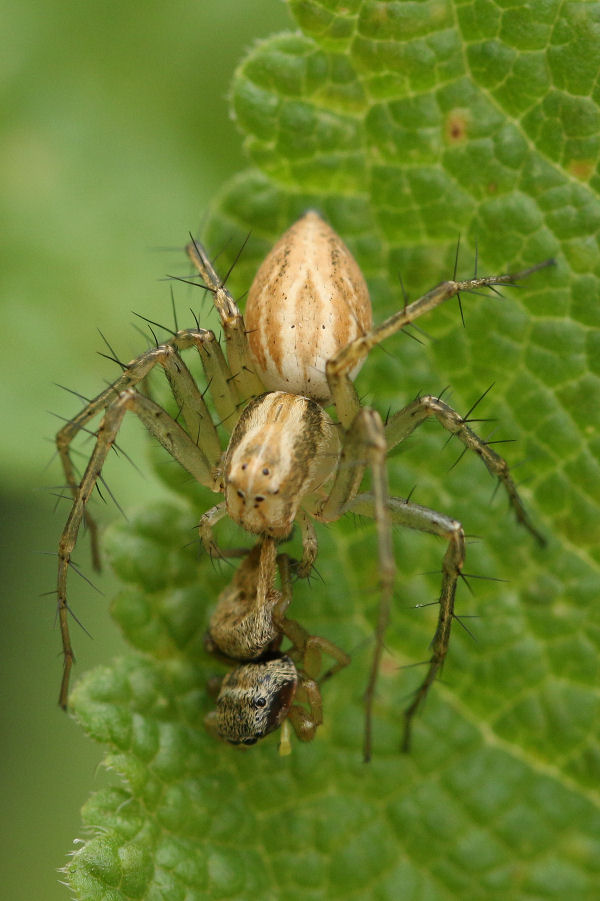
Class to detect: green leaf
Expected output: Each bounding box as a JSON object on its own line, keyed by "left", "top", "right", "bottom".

{"left": 67, "top": 2, "right": 600, "bottom": 899}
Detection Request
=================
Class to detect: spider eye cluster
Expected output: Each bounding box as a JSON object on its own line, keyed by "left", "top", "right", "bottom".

{"left": 215, "top": 656, "right": 299, "bottom": 745}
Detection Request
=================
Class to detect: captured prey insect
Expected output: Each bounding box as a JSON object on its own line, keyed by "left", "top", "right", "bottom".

{"left": 55, "top": 210, "right": 553, "bottom": 759}
{"left": 204, "top": 536, "right": 350, "bottom": 753}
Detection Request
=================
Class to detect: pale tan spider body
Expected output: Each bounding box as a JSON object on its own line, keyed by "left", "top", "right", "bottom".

{"left": 223, "top": 391, "right": 340, "bottom": 538}
{"left": 246, "top": 211, "right": 372, "bottom": 402}
{"left": 55, "top": 210, "right": 552, "bottom": 757}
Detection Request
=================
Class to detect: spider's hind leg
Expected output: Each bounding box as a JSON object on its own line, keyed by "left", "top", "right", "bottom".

{"left": 345, "top": 493, "right": 465, "bottom": 754}
{"left": 311, "top": 407, "right": 394, "bottom": 762}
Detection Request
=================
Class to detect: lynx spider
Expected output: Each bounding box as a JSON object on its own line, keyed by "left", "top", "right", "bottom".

{"left": 204, "top": 535, "right": 350, "bottom": 753}
{"left": 55, "top": 211, "right": 551, "bottom": 759}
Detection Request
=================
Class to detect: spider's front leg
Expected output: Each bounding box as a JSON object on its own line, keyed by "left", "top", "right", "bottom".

{"left": 186, "top": 237, "right": 264, "bottom": 404}
{"left": 326, "top": 257, "right": 555, "bottom": 430}
{"left": 56, "top": 330, "right": 236, "bottom": 568}
{"left": 57, "top": 382, "right": 220, "bottom": 708}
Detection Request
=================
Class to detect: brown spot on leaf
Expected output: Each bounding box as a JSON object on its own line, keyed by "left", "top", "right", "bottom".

{"left": 445, "top": 110, "right": 468, "bottom": 143}
{"left": 568, "top": 158, "right": 595, "bottom": 181}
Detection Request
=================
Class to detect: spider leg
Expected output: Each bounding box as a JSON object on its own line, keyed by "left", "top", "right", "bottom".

{"left": 385, "top": 394, "right": 545, "bottom": 546}
{"left": 310, "top": 408, "right": 394, "bottom": 761}
{"left": 275, "top": 553, "right": 350, "bottom": 679}
{"left": 294, "top": 510, "right": 319, "bottom": 578}
{"left": 198, "top": 502, "right": 250, "bottom": 561}
{"left": 186, "top": 237, "right": 265, "bottom": 403}
{"left": 345, "top": 492, "right": 465, "bottom": 752}
{"left": 58, "top": 388, "right": 217, "bottom": 708}
{"left": 160, "top": 346, "right": 221, "bottom": 463}
{"left": 57, "top": 345, "right": 166, "bottom": 570}
{"left": 326, "top": 260, "right": 554, "bottom": 429}
{"left": 287, "top": 679, "right": 323, "bottom": 743}
{"left": 56, "top": 331, "right": 237, "bottom": 569}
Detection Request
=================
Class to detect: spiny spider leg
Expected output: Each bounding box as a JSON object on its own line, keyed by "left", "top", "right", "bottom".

{"left": 326, "top": 259, "right": 555, "bottom": 429}
{"left": 55, "top": 337, "right": 243, "bottom": 707}
{"left": 56, "top": 333, "right": 237, "bottom": 559}
{"left": 309, "top": 408, "right": 394, "bottom": 761}
{"left": 385, "top": 394, "right": 546, "bottom": 547}
{"left": 57, "top": 388, "right": 221, "bottom": 705}
{"left": 320, "top": 257, "right": 552, "bottom": 756}
{"left": 185, "top": 237, "right": 264, "bottom": 401}
{"left": 345, "top": 493, "right": 465, "bottom": 752}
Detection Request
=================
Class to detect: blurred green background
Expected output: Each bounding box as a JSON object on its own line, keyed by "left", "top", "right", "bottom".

{"left": 0, "top": 2, "right": 290, "bottom": 898}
